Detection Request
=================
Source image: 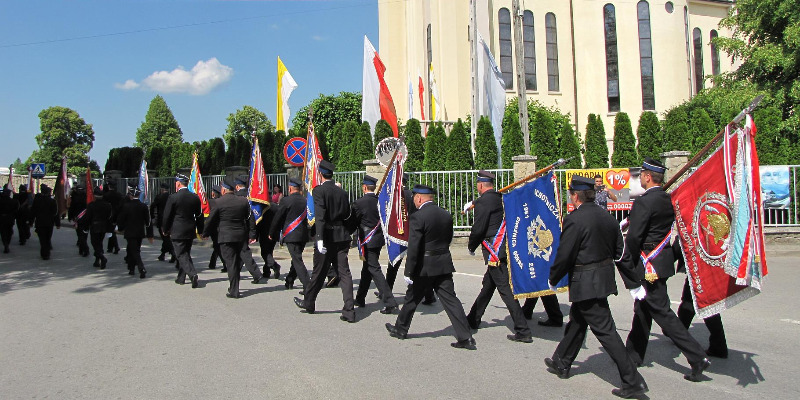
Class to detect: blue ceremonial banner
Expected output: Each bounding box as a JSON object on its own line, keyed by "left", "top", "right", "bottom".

{"left": 137, "top": 160, "right": 149, "bottom": 205}
{"left": 376, "top": 152, "right": 408, "bottom": 265}
{"left": 503, "top": 171, "right": 568, "bottom": 298}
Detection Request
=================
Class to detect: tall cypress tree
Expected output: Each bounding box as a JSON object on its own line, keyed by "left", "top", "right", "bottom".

{"left": 584, "top": 114, "right": 610, "bottom": 168}
{"left": 136, "top": 95, "right": 184, "bottom": 150}
{"left": 404, "top": 118, "right": 425, "bottom": 172}
{"left": 689, "top": 108, "right": 717, "bottom": 156}
{"left": 663, "top": 107, "right": 691, "bottom": 152}
{"left": 501, "top": 116, "right": 524, "bottom": 168}
{"left": 557, "top": 122, "right": 583, "bottom": 169}
{"left": 329, "top": 123, "right": 344, "bottom": 164}
{"left": 474, "top": 116, "right": 499, "bottom": 169}
{"left": 531, "top": 109, "right": 559, "bottom": 166}
{"left": 423, "top": 123, "right": 448, "bottom": 171}
{"left": 611, "top": 112, "right": 639, "bottom": 167}
{"left": 636, "top": 111, "right": 662, "bottom": 161}
{"left": 345, "top": 120, "right": 373, "bottom": 171}
{"left": 374, "top": 119, "right": 394, "bottom": 145}
{"left": 445, "top": 119, "right": 474, "bottom": 170}
{"left": 753, "top": 106, "right": 788, "bottom": 165}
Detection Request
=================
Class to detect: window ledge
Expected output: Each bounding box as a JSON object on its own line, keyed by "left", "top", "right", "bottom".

{"left": 606, "top": 112, "right": 619, "bottom": 117}
{"left": 548, "top": 91, "right": 562, "bottom": 96}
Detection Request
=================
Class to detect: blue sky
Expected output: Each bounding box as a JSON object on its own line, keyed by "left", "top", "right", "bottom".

{"left": 0, "top": 0, "right": 378, "bottom": 170}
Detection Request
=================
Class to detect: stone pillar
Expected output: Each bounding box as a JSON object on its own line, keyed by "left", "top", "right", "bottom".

{"left": 363, "top": 159, "right": 386, "bottom": 179}
{"left": 103, "top": 170, "right": 123, "bottom": 190}
{"left": 225, "top": 166, "right": 248, "bottom": 181}
{"left": 660, "top": 151, "right": 690, "bottom": 186}
{"left": 285, "top": 164, "right": 302, "bottom": 181}
{"left": 511, "top": 155, "right": 537, "bottom": 182}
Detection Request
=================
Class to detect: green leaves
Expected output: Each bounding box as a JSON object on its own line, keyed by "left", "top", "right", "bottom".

{"left": 611, "top": 112, "right": 638, "bottom": 167}
{"left": 583, "top": 114, "right": 609, "bottom": 168}
{"left": 474, "top": 116, "right": 499, "bottom": 170}
{"left": 444, "top": 119, "right": 474, "bottom": 170}
{"left": 135, "top": 95, "right": 182, "bottom": 151}
{"left": 404, "top": 119, "right": 425, "bottom": 172}
{"left": 636, "top": 111, "right": 662, "bottom": 162}
{"left": 35, "top": 106, "right": 96, "bottom": 175}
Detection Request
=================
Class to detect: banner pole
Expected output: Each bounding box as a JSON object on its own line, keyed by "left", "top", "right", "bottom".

{"left": 499, "top": 157, "right": 573, "bottom": 194}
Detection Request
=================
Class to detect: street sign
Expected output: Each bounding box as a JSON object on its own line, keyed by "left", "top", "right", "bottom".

{"left": 30, "top": 163, "right": 46, "bottom": 178}
{"left": 283, "top": 137, "right": 308, "bottom": 167}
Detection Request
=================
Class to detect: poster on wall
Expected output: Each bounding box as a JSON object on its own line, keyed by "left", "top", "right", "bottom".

{"left": 760, "top": 166, "right": 791, "bottom": 209}
{"left": 564, "top": 168, "right": 633, "bottom": 211}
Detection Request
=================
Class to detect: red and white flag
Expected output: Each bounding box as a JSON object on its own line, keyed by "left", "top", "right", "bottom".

{"left": 361, "top": 35, "right": 398, "bottom": 138}
{"left": 85, "top": 166, "right": 94, "bottom": 204}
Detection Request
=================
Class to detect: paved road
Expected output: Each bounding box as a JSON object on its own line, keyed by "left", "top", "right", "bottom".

{"left": 1, "top": 228, "right": 798, "bottom": 399}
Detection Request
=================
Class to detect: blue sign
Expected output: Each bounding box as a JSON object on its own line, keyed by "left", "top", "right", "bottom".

{"left": 30, "top": 163, "right": 46, "bottom": 178}
{"left": 283, "top": 137, "right": 307, "bottom": 167}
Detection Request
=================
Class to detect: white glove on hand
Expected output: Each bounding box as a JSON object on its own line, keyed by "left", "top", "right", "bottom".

{"left": 316, "top": 240, "right": 327, "bottom": 254}
{"left": 548, "top": 283, "right": 557, "bottom": 293}
{"left": 630, "top": 286, "right": 646, "bottom": 300}
{"left": 105, "top": 232, "right": 112, "bottom": 239}
{"left": 403, "top": 276, "right": 414, "bottom": 286}
{"left": 462, "top": 201, "right": 474, "bottom": 213}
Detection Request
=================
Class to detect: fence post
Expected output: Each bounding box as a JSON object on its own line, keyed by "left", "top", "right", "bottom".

{"left": 660, "top": 151, "right": 690, "bottom": 187}
{"left": 511, "top": 155, "right": 537, "bottom": 181}
{"left": 363, "top": 158, "right": 386, "bottom": 179}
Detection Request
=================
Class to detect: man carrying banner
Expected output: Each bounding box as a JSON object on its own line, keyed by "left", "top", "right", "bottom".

{"left": 30, "top": 185, "right": 60, "bottom": 260}
{"left": 352, "top": 175, "right": 398, "bottom": 314}
{"left": 163, "top": 174, "right": 204, "bottom": 288}
{"left": 68, "top": 185, "right": 89, "bottom": 257}
{"left": 466, "top": 170, "right": 532, "bottom": 343}
{"left": 207, "top": 185, "right": 223, "bottom": 270}
{"left": 619, "top": 158, "right": 709, "bottom": 382}
{"left": 117, "top": 185, "right": 153, "bottom": 279}
{"left": 270, "top": 178, "right": 310, "bottom": 291}
{"left": 104, "top": 183, "right": 124, "bottom": 255}
{"left": 235, "top": 178, "right": 268, "bottom": 284}
{"left": 80, "top": 187, "right": 112, "bottom": 268}
{"left": 545, "top": 176, "right": 647, "bottom": 398}
{"left": 151, "top": 183, "right": 176, "bottom": 264}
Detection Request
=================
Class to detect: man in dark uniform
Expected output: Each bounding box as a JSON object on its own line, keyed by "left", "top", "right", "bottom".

{"left": 117, "top": 186, "right": 153, "bottom": 278}
{"left": 544, "top": 176, "right": 647, "bottom": 398}
{"left": 385, "top": 184, "right": 476, "bottom": 350}
{"left": 68, "top": 185, "right": 90, "bottom": 257}
{"left": 0, "top": 186, "right": 19, "bottom": 253}
{"left": 29, "top": 184, "right": 60, "bottom": 260}
{"left": 270, "top": 178, "right": 310, "bottom": 291}
{"left": 257, "top": 197, "right": 282, "bottom": 280}
{"left": 103, "top": 183, "right": 124, "bottom": 254}
{"left": 465, "top": 170, "right": 532, "bottom": 343}
{"left": 352, "top": 175, "right": 398, "bottom": 314}
{"left": 163, "top": 174, "right": 204, "bottom": 288}
{"left": 234, "top": 178, "right": 268, "bottom": 284}
{"left": 202, "top": 180, "right": 257, "bottom": 298}
{"left": 619, "top": 158, "right": 709, "bottom": 382}
{"left": 151, "top": 183, "right": 175, "bottom": 263}
{"left": 80, "top": 187, "right": 112, "bottom": 268}
{"left": 207, "top": 185, "right": 225, "bottom": 270}
{"left": 293, "top": 160, "right": 356, "bottom": 323}
{"left": 14, "top": 184, "right": 32, "bottom": 245}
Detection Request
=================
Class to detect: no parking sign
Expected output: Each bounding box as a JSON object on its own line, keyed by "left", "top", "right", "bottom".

{"left": 283, "top": 137, "right": 307, "bottom": 167}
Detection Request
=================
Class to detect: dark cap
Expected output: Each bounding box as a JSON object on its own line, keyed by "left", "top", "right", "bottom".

{"left": 569, "top": 176, "right": 595, "bottom": 191}
{"left": 641, "top": 157, "right": 667, "bottom": 174}
{"left": 288, "top": 178, "right": 302, "bottom": 188}
{"left": 318, "top": 160, "right": 335, "bottom": 175}
{"left": 160, "top": 183, "right": 169, "bottom": 189}
{"left": 362, "top": 175, "right": 378, "bottom": 186}
{"left": 412, "top": 184, "right": 436, "bottom": 195}
{"left": 211, "top": 185, "right": 221, "bottom": 194}
{"left": 233, "top": 177, "right": 247, "bottom": 187}
{"left": 93, "top": 187, "right": 103, "bottom": 196}
{"left": 175, "top": 173, "right": 190, "bottom": 184}
{"left": 477, "top": 170, "right": 495, "bottom": 183}
{"left": 19, "top": 184, "right": 27, "bottom": 192}
{"left": 40, "top": 183, "right": 49, "bottom": 191}
{"left": 220, "top": 180, "right": 234, "bottom": 191}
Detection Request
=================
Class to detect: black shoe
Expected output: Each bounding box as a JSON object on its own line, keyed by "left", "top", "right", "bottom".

{"left": 220, "top": 267, "right": 227, "bottom": 273}
{"left": 208, "top": 264, "right": 216, "bottom": 270}
{"left": 294, "top": 297, "right": 313, "bottom": 313}
{"left": 507, "top": 333, "right": 533, "bottom": 343}
{"left": 100, "top": 258, "right": 107, "bottom": 270}
{"left": 191, "top": 275, "right": 199, "bottom": 288}
{"left": 128, "top": 269, "right": 135, "bottom": 275}
{"left": 284, "top": 280, "right": 294, "bottom": 290}
{"left": 544, "top": 358, "right": 570, "bottom": 379}
{"left": 385, "top": 323, "right": 407, "bottom": 339}
{"left": 272, "top": 265, "right": 281, "bottom": 279}
{"left": 93, "top": 259, "right": 100, "bottom": 268}
{"left": 450, "top": 338, "right": 477, "bottom": 350}
{"left": 340, "top": 315, "right": 355, "bottom": 323}
{"left": 325, "top": 276, "right": 340, "bottom": 288}
{"left": 380, "top": 306, "right": 397, "bottom": 315}
{"left": 3, "top": 247, "right": 8, "bottom": 254}
{"left": 168, "top": 257, "right": 176, "bottom": 263}
{"left": 467, "top": 318, "right": 480, "bottom": 330}
{"left": 252, "top": 276, "right": 268, "bottom": 284}
{"left": 298, "top": 290, "right": 305, "bottom": 296}
{"left": 537, "top": 319, "right": 563, "bottom": 327}
{"left": 113, "top": 248, "right": 119, "bottom": 254}
{"left": 684, "top": 358, "right": 710, "bottom": 382}
{"left": 611, "top": 382, "right": 649, "bottom": 399}
{"left": 226, "top": 292, "right": 240, "bottom": 299}
{"left": 354, "top": 298, "right": 366, "bottom": 308}
{"left": 705, "top": 347, "right": 728, "bottom": 359}
{"left": 422, "top": 297, "right": 437, "bottom": 305}
{"left": 175, "top": 278, "right": 185, "bottom": 285}
{"left": 140, "top": 271, "right": 146, "bottom": 279}
{"left": 157, "top": 253, "right": 166, "bottom": 261}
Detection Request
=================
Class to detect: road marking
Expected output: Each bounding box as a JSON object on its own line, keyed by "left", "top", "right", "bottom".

{"left": 780, "top": 318, "right": 800, "bottom": 325}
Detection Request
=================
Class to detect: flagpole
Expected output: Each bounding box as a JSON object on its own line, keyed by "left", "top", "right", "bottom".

{"left": 662, "top": 95, "right": 764, "bottom": 191}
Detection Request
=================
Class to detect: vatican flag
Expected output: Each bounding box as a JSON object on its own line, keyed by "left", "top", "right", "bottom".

{"left": 277, "top": 56, "right": 298, "bottom": 133}
{"left": 429, "top": 63, "right": 443, "bottom": 121}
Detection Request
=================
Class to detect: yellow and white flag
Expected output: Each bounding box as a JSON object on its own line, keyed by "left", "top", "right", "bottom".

{"left": 429, "top": 63, "right": 443, "bottom": 121}
{"left": 277, "top": 56, "right": 298, "bottom": 133}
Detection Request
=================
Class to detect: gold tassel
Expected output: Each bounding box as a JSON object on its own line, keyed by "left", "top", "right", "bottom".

{"left": 644, "top": 273, "right": 658, "bottom": 283}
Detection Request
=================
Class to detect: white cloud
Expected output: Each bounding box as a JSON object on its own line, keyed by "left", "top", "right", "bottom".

{"left": 312, "top": 35, "right": 326, "bottom": 41}
{"left": 116, "top": 58, "right": 233, "bottom": 95}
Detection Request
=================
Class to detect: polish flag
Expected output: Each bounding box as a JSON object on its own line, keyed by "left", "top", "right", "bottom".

{"left": 362, "top": 35, "right": 398, "bottom": 138}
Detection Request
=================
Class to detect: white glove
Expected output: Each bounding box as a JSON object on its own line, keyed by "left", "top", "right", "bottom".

{"left": 462, "top": 201, "right": 474, "bottom": 213}
{"left": 548, "top": 283, "right": 557, "bottom": 293}
{"left": 105, "top": 232, "right": 112, "bottom": 238}
{"left": 630, "top": 286, "right": 646, "bottom": 300}
{"left": 316, "top": 240, "right": 327, "bottom": 254}
{"left": 403, "top": 276, "right": 414, "bottom": 286}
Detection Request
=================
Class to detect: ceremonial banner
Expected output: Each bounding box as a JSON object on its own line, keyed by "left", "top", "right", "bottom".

{"left": 429, "top": 63, "right": 443, "bottom": 121}
{"left": 671, "top": 116, "right": 767, "bottom": 318}
{"left": 504, "top": 172, "right": 568, "bottom": 298}
{"left": 417, "top": 73, "right": 426, "bottom": 136}
{"left": 137, "top": 160, "right": 149, "bottom": 205}
{"left": 564, "top": 168, "right": 632, "bottom": 211}
{"left": 476, "top": 32, "right": 506, "bottom": 165}
{"left": 54, "top": 155, "right": 70, "bottom": 217}
{"left": 248, "top": 137, "right": 270, "bottom": 224}
{"left": 303, "top": 120, "right": 324, "bottom": 226}
{"left": 85, "top": 166, "right": 94, "bottom": 204}
{"left": 276, "top": 56, "right": 298, "bottom": 133}
{"left": 362, "top": 35, "right": 399, "bottom": 137}
{"left": 376, "top": 152, "right": 409, "bottom": 265}
{"left": 27, "top": 166, "right": 34, "bottom": 195}
{"left": 6, "top": 165, "right": 13, "bottom": 192}
{"left": 188, "top": 152, "right": 210, "bottom": 217}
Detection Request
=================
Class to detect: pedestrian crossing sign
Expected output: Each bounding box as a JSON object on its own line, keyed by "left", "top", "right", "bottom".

{"left": 30, "top": 163, "right": 46, "bottom": 178}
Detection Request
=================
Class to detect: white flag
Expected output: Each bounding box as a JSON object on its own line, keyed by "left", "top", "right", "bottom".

{"left": 477, "top": 32, "right": 507, "bottom": 166}
{"left": 277, "top": 56, "right": 298, "bottom": 133}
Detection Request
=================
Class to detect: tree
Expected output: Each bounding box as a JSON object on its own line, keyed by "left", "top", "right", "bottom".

{"left": 404, "top": 118, "right": 425, "bottom": 172}
{"left": 34, "top": 106, "right": 96, "bottom": 177}
{"left": 611, "top": 112, "right": 638, "bottom": 167}
{"left": 135, "top": 95, "right": 183, "bottom": 151}
{"left": 636, "top": 111, "right": 662, "bottom": 161}
{"left": 500, "top": 116, "right": 524, "bottom": 169}
{"left": 225, "top": 105, "right": 279, "bottom": 171}
{"left": 105, "top": 147, "right": 143, "bottom": 177}
{"left": 530, "top": 109, "right": 558, "bottom": 166}
{"left": 663, "top": 107, "right": 691, "bottom": 152}
{"left": 339, "top": 121, "right": 373, "bottom": 171}
{"left": 557, "top": 122, "right": 583, "bottom": 169}
{"left": 445, "top": 119, "right": 474, "bottom": 170}
{"left": 328, "top": 123, "right": 345, "bottom": 164}
{"left": 374, "top": 119, "right": 394, "bottom": 145}
{"left": 474, "top": 116, "right": 499, "bottom": 170}
{"left": 584, "top": 114, "right": 609, "bottom": 168}
{"left": 290, "top": 92, "right": 362, "bottom": 159}
{"left": 753, "top": 106, "right": 788, "bottom": 165}
{"left": 423, "top": 123, "right": 448, "bottom": 171}
{"left": 688, "top": 108, "right": 717, "bottom": 156}
{"left": 208, "top": 137, "right": 226, "bottom": 175}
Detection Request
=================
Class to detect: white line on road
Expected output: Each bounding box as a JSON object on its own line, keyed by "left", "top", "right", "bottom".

{"left": 780, "top": 318, "right": 800, "bottom": 325}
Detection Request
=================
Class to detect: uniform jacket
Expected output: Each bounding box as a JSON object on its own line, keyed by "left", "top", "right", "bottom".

{"left": 403, "top": 188, "right": 417, "bottom": 215}
{"left": 163, "top": 188, "right": 204, "bottom": 240}
{"left": 150, "top": 191, "right": 170, "bottom": 228}
{"left": 0, "top": 194, "right": 19, "bottom": 226}
{"left": 256, "top": 201, "right": 279, "bottom": 242}
{"left": 271, "top": 192, "right": 308, "bottom": 244}
{"left": 618, "top": 186, "right": 676, "bottom": 287}
{"left": 468, "top": 189, "right": 505, "bottom": 263}
{"left": 405, "top": 201, "right": 456, "bottom": 277}
{"left": 103, "top": 189, "right": 124, "bottom": 223}
{"left": 68, "top": 191, "right": 87, "bottom": 222}
{"left": 13, "top": 191, "right": 31, "bottom": 220}
{"left": 312, "top": 180, "right": 352, "bottom": 244}
{"left": 30, "top": 193, "right": 60, "bottom": 229}
{"left": 117, "top": 199, "right": 153, "bottom": 239}
{"left": 350, "top": 192, "right": 385, "bottom": 249}
{"left": 549, "top": 202, "right": 636, "bottom": 303}
{"left": 80, "top": 198, "right": 112, "bottom": 233}
{"left": 202, "top": 192, "right": 255, "bottom": 243}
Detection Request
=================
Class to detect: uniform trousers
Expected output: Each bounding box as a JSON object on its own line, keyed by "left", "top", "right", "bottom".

{"left": 678, "top": 278, "right": 727, "bottom": 353}
{"left": 125, "top": 237, "right": 146, "bottom": 274}
{"left": 355, "top": 248, "right": 397, "bottom": 308}
{"left": 394, "top": 274, "right": 472, "bottom": 341}
{"left": 240, "top": 244, "right": 263, "bottom": 280}
{"left": 172, "top": 239, "right": 197, "bottom": 282}
{"left": 522, "top": 294, "right": 564, "bottom": 322}
{"left": 158, "top": 228, "right": 175, "bottom": 258}
{"left": 553, "top": 298, "right": 644, "bottom": 388}
{"left": 284, "top": 242, "right": 310, "bottom": 289}
{"left": 76, "top": 229, "right": 89, "bottom": 256}
{"left": 259, "top": 237, "right": 280, "bottom": 276}
{"left": 0, "top": 219, "right": 13, "bottom": 249}
{"left": 219, "top": 241, "right": 244, "bottom": 296}
{"left": 90, "top": 231, "right": 106, "bottom": 263}
{"left": 625, "top": 278, "right": 706, "bottom": 365}
{"left": 208, "top": 235, "right": 225, "bottom": 269}
{"left": 387, "top": 258, "right": 436, "bottom": 303}
{"left": 107, "top": 231, "right": 120, "bottom": 252}
{"left": 36, "top": 226, "right": 54, "bottom": 259}
{"left": 467, "top": 262, "right": 531, "bottom": 336}
{"left": 16, "top": 216, "right": 31, "bottom": 244}
{"left": 302, "top": 241, "right": 354, "bottom": 321}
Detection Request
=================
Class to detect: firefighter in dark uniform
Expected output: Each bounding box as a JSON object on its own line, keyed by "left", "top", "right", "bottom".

{"left": 234, "top": 178, "right": 268, "bottom": 284}
{"left": 202, "top": 180, "right": 257, "bottom": 298}
{"left": 68, "top": 185, "right": 90, "bottom": 257}
{"left": 80, "top": 187, "right": 112, "bottom": 268}
{"left": 163, "top": 174, "right": 204, "bottom": 288}
{"left": 293, "top": 160, "right": 356, "bottom": 323}
{"left": 0, "top": 186, "right": 19, "bottom": 253}
{"left": 207, "top": 185, "right": 225, "bottom": 270}
{"left": 620, "top": 157, "right": 709, "bottom": 382}
{"left": 352, "top": 175, "right": 398, "bottom": 314}
{"left": 29, "top": 185, "right": 60, "bottom": 260}
{"left": 103, "top": 183, "right": 124, "bottom": 254}
{"left": 117, "top": 186, "right": 153, "bottom": 278}
{"left": 385, "top": 184, "right": 476, "bottom": 350}
{"left": 544, "top": 176, "right": 648, "bottom": 399}
{"left": 465, "top": 170, "right": 532, "bottom": 343}
{"left": 151, "top": 183, "right": 175, "bottom": 263}
{"left": 14, "top": 184, "right": 32, "bottom": 245}
{"left": 270, "top": 178, "right": 310, "bottom": 291}
{"left": 257, "top": 197, "right": 282, "bottom": 280}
